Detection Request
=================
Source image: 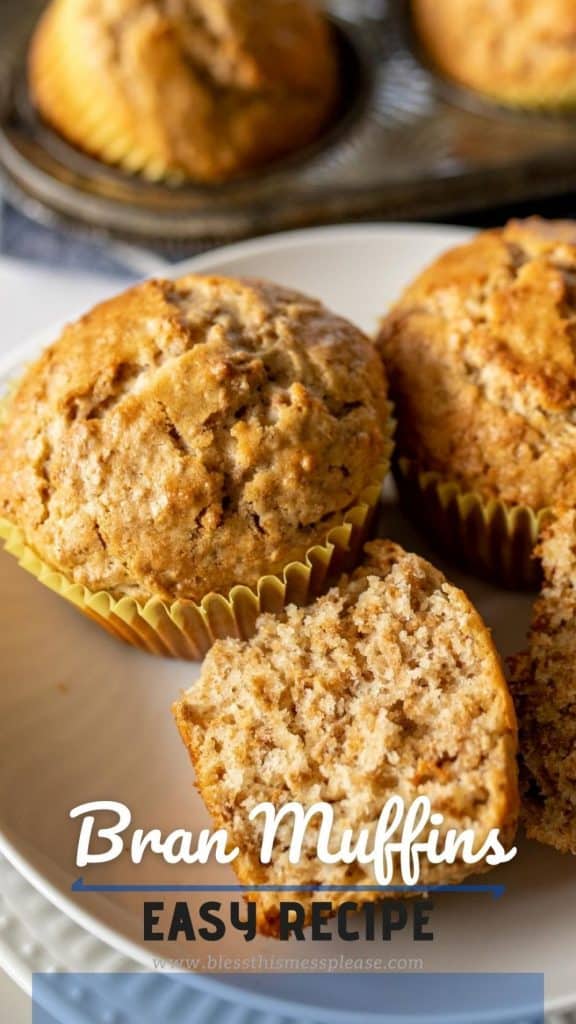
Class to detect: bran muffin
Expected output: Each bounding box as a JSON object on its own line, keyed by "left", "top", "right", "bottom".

{"left": 511, "top": 509, "right": 576, "bottom": 853}
{"left": 174, "top": 540, "right": 519, "bottom": 935}
{"left": 28, "top": 0, "right": 338, "bottom": 184}
{"left": 377, "top": 217, "right": 576, "bottom": 586}
{"left": 413, "top": 0, "right": 576, "bottom": 109}
{"left": 0, "top": 275, "right": 391, "bottom": 656}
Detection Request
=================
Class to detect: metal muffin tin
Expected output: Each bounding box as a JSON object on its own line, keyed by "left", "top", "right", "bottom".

{"left": 4, "top": 0, "right": 576, "bottom": 253}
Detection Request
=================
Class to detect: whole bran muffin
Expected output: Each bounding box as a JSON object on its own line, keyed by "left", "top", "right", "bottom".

{"left": 511, "top": 509, "right": 576, "bottom": 854}
{"left": 377, "top": 217, "right": 576, "bottom": 586}
{"left": 174, "top": 540, "right": 519, "bottom": 936}
{"left": 413, "top": 0, "right": 576, "bottom": 109}
{"left": 28, "top": 0, "right": 338, "bottom": 183}
{"left": 0, "top": 275, "right": 390, "bottom": 654}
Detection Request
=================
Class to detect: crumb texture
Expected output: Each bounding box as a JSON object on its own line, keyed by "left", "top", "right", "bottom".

{"left": 511, "top": 508, "right": 576, "bottom": 853}
{"left": 175, "top": 540, "right": 518, "bottom": 934}
{"left": 29, "top": 0, "right": 338, "bottom": 182}
{"left": 378, "top": 218, "right": 576, "bottom": 509}
{"left": 413, "top": 0, "right": 576, "bottom": 107}
{"left": 0, "top": 275, "right": 390, "bottom": 602}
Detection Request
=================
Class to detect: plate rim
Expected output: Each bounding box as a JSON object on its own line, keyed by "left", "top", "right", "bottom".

{"left": 0, "top": 852, "right": 274, "bottom": 1024}
{"left": 0, "top": 221, "right": 473, "bottom": 381}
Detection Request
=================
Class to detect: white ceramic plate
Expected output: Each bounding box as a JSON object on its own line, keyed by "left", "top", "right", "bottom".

{"left": 0, "top": 853, "right": 307, "bottom": 1024}
{"left": 1, "top": 224, "right": 575, "bottom": 1022}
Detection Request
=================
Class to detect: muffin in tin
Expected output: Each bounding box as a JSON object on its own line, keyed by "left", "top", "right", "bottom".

{"left": 0, "top": 274, "right": 391, "bottom": 657}
{"left": 413, "top": 0, "right": 576, "bottom": 109}
{"left": 377, "top": 217, "right": 576, "bottom": 587}
{"left": 28, "top": 0, "right": 339, "bottom": 184}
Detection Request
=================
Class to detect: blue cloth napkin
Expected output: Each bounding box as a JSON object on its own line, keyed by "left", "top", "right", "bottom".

{"left": 0, "top": 199, "right": 144, "bottom": 277}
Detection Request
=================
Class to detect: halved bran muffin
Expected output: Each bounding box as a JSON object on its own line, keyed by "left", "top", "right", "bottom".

{"left": 174, "top": 541, "right": 518, "bottom": 935}
{"left": 511, "top": 509, "right": 576, "bottom": 853}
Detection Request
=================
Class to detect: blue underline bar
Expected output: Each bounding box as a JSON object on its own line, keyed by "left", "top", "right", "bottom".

{"left": 71, "top": 877, "right": 505, "bottom": 898}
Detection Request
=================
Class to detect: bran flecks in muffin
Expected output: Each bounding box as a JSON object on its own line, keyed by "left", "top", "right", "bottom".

{"left": 0, "top": 275, "right": 391, "bottom": 655}
{"left": 511, "top": 509, "right": 576, "bottom": 854}
{"left": 175, "top": 541, "right": 518, "bottom": 935}
{"left": 378, "top": 217, "right": 576, "bottom": 585}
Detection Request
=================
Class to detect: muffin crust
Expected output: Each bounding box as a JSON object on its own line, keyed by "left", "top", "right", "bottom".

{"left": 0, "top": 275, "right": 390, "bottom": 603}
{"left": 29, "top": 0, "right": 338, "bottom": 182}
{"left": 413, "top": 0, "right": 576, "bottom": 108}
{"left": 378, "top": 218, "right": 576, "bottom": 511}
{"left": 175, "top": 540, "right": 518, "bottom": 935}
{"left": 511, "top": 509, "right": 576, "bottom": 853}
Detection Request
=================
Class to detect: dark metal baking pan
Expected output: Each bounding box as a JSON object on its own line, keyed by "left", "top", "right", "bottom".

{"left": 4, "top": 0, "right": 576, "bottom": 252}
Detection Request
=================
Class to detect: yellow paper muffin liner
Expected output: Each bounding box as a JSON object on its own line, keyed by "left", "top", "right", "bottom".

{"left": 0, "top": 461, "right": 387, "bottom": 659}
{"left": 395, "top": 457, "right": 553, "bottom": 589}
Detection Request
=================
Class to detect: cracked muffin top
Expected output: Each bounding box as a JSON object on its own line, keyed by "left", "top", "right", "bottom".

{"left": 28, "top": 0, "right": 338, "bottom": 182}
{"left": 0, "top": 275, "right": 390, "bottom": 603}
{"left": 413, "top": 0, "right": 576, "bottom": 108}
{"left": 378, "top": 218, "right": 576, "bottom": 510}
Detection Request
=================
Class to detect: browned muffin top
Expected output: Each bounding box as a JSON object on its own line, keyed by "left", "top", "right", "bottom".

{"left": 29, "top": 0, "right": 338, "bottom": 182}
{"left": 378, "top": 218, "right": 576, "bottom": 510}
{"left": 175, "top": 540, "right": 518, "bottom": 935}
{"left": 0, "top": 275, "right": 390, "bottom": 603}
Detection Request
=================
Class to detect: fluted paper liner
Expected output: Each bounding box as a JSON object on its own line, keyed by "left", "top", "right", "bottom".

{"left": 395, "top": 457, "right": 553, "bottom": 589}
{"left": 0, "top": 466, "right": 385, "bottom": 659}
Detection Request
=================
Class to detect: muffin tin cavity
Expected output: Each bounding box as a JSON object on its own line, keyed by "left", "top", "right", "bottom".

{"left": 4, "top": 2, "right": 576, "bottom": 252}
